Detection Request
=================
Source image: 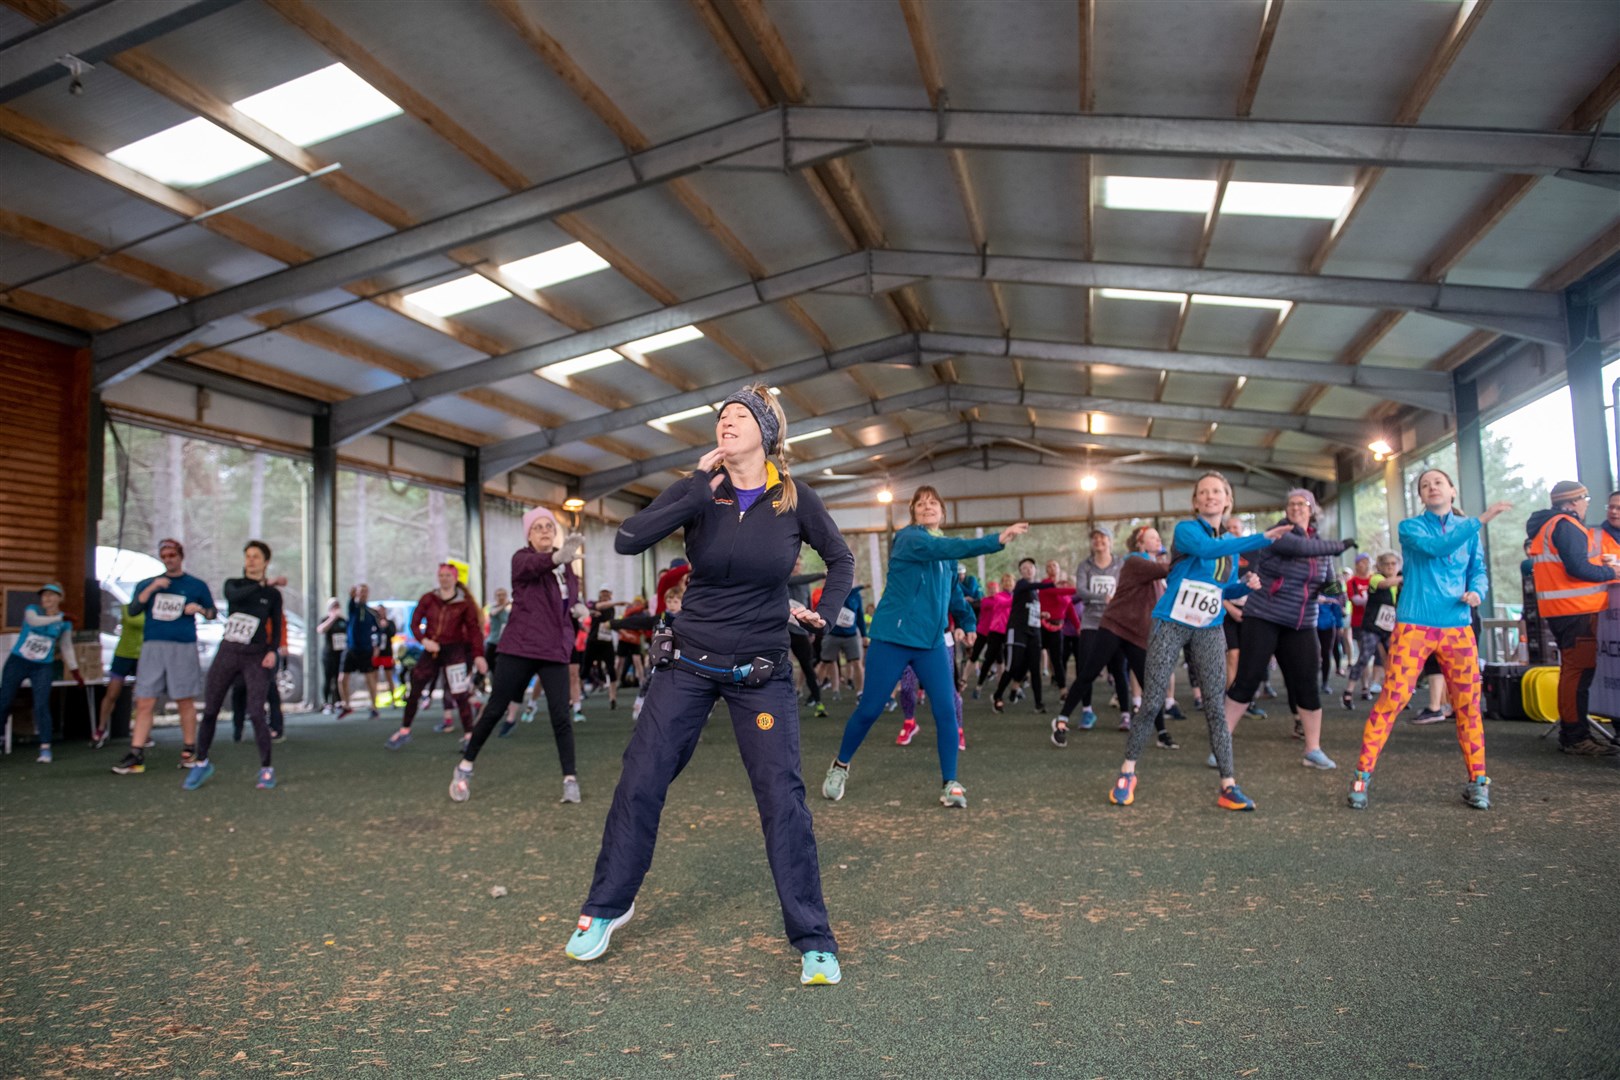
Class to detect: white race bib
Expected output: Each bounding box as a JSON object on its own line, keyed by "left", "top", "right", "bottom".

{"left": 1027, "top": 603, "right": 1042, "bottom": 628}
{"left": 1375, "top": 606, "right": 1397, "bottom": 632}
{"left": 151, "top": 593, "right": 185, "bottom": 622}
{"left": 835, "top": 607, "right": 856, "bottom": 629}
{"left": 446, "top": 662, "right": 471, "bottom": 695}
{"left": 18, "top": 633, "right": 52, "bottom": 661}
{"left": 596, "top": 621, "right": 612, "bottom": 642}
{"left": 944, "top": 631, "right": 954, "bottom": 648}
{"left": 223, "top": 612, "right": 261, "bottom": 644}
{"left": 1169, "top": 579, "right": 1225, "bottom": 629}
{"left": 1093, "top": 576, "right": 1118, "bottom": 600}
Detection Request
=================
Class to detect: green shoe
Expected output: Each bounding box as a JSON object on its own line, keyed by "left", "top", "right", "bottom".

{"left": 800, "top": 950, "right": 841, "bottom": 985}
{"left": 821, "top": 762, "right": 848, "bottom": 801}
{"left": 939, "top": 780, "right": 967, "bottom": 808}
{"left": 1347, "top": 770, "right": 1372, "bottom": 810}
{"left": 1463, "top": 775, "right": 1491, "bottom": 810}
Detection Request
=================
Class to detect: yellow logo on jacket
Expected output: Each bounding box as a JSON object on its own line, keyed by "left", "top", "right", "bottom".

{"left": 755, "top": 712, "right": 775, "bottom": 731}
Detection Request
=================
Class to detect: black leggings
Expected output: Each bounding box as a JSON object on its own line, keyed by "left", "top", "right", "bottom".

{"left": 1061, "top": 627, "right": 1136, "bottom": 716}
{"left": 464, "top": 654, "right": 575, "bottom": 775}
{"left": 1041, "top": 628, "right": 1066, "bottom": 689}
{"left": 322, "top": 649, "right": 342, "bottom": 706}
{"left": 1318, "top": 628, "right": 1340, "bottom": 683}
{"left": 789, "top": 633, "right": 821, "bottom": 704}
{"left": 1228, "top": 616, "right": 1322, "bottom": 712}
{"left": 1060, "top": 634, "right": 1083, "bottom": 685}
{"left": 975, "top": 632, "right": 1007, "bottom": 685}
{"left": 993, "top": 634, "right": 1043, "bottom": 707}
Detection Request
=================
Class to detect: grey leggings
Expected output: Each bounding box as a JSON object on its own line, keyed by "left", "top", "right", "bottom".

{"left": 1131, "top": 618, "right": 1234, "bottom": 779}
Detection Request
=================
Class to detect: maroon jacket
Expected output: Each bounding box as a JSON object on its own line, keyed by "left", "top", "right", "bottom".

{"left": 497, "top": 546, "right": 580, "bottom": 663}
{"left": 410, "top": 585, "right": 483, "bottom": 648}
{"left": 1098, "top": 555, "right": 1170, "bottom": 651}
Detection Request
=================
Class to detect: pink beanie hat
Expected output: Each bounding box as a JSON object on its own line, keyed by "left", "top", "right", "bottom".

{"left": 523, "top": 505, "right": 559, "bottom": 536}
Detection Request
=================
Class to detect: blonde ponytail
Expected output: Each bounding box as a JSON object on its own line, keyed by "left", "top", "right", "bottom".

{"left": 739, "top": 380, "right": 799, "bottom": 515}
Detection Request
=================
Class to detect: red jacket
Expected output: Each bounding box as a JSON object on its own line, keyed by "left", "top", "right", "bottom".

{"left": 411, "top": 585, "right": 483, "bottom": 647}
{"left": 1038, "top": 581, "right": 1077, "bottom": 632}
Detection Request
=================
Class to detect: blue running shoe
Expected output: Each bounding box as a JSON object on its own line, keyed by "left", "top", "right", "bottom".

{"left": 1164, "top": 702, "right": 1187, "bottom": 721}
{"left": 1217, "top": 783, "right": 1256, "bottom": 811}
{"left": 801, "top": 951, "right": 841, "bottom": 985}
{"left": 1079, "top": 707, "right": 1096, "bottom": 730}
{"left": 256, "top": 767, "right": 276, "bottom": 790}
{"left": 385, "top": 731, "right": 411, "bottom": 750}
{"left": 566, "top": 904, "right": 634, "bottom": 961}
{"left": 182, "top": 761, "right": 214, "bottom": 790}
{"left": 1347, "top": 770, "right": 1372, "bottom": 809}
{"left": 1301, "top": 748, "right": 1337, "bottom": 770}
{"left": 1463, "top": 775, "right": 1491, "bottom": 810}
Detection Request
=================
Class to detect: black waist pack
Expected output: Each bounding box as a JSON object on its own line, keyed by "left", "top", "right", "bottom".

{"left": 673, "top": 640, "right": 779, "bottom": 688}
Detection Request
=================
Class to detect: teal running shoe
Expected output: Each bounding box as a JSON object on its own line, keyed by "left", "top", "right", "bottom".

{"left": 1463, "top": 775, "right": 1491, "bottom": 810}
{"left": 801, "top": 950, "right": 841, "bottom": 985}
{"left": 939, "top": 780, "right": 967, "bottom": 808}
{"left": 181, "top": 761, "right": 214, "bottom": 790}
{"left": 821, "top": 762, "right": 848, "bottom": 801}
{"left": 566, "top": 904, "right": 634, "bottom": 961}
{"left": 1347, "top": 770, "right": 1372, "bottom": 809}
{"left": 1301, "top": 748, "right": 1337, "bottom": 770}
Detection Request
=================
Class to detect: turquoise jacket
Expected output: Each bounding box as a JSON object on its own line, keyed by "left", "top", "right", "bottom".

{"left": 868, "top": 525, "right": 1004, "bottom": 649}
{"left": 1151, "top": 519, "right": 1271, "bottom": 628}
{"left": 1395, "top": 510, "right": 1488, "bottom": 629}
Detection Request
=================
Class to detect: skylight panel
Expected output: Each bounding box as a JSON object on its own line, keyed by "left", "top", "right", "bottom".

{"left": 403, "top": 275, "right": 512, "bottom": 317}
{"left": 785, "top": 428, "right": 833, "bottom": 445}
{"left": 500, "top": 243, "right": 611, "bottom": 290}
{"left": 627, "top": 326, "right": 704, "bottom": 353}
{"left": 1100, "top": 176, "right": 1216, "bottom": 214}
{"left": 107, "top": 118, "right": 270, "bottom": 187}
{"left": 544, "top": 349, "right": 621, "bottom": 378}
{"left": 1191, "top": 294, "right": 1293, "bottom": 312}
{"left": 1220, "top": 181, "right": 1355, "bottom": 219}
{"left": 234, "top": 64, "right": 402, "bottom": 148}
{"left": 649, "top": 403, "right": 715, "bottom": 430}
{"left": 1098, "top": 288, "right": 1185, "bottom": 304}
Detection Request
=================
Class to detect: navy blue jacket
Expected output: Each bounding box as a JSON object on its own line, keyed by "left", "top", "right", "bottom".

{"left": 1244, "top": 520, "right": 1352, "bottom": 631}
{"left": 615, "top": 464, "right": 854, "bottom": 659}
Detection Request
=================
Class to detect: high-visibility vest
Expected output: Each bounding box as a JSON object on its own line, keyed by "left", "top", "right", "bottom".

{"left": 1530, "top": 512, "right": 1609, "bottom": 617}
{"left": 1602, "top": 527, "right": 1620, "bottom": 560}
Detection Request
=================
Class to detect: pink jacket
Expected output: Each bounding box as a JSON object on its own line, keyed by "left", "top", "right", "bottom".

{"left": 979, "top": 590, "right": 1013, "bottom": 635}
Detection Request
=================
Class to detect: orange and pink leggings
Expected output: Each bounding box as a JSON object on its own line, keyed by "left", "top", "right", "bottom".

{"left": 1356, "top": 624, "right": 1486, "bottom": 779}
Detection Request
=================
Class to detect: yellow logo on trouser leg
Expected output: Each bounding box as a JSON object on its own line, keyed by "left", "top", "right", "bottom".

{"left": 756, "top": 712, "right": 775, "bottom": 731}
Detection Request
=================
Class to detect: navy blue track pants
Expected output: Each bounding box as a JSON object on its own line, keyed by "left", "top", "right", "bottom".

{"left": 581, "top": 661, "right": 837, "bottom": 954}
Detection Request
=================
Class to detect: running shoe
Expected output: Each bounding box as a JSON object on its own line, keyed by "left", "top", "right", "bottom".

{"left": 801, "top": 950, "right": 841, "bottom": 985}
{"left": 1050, "top": 718, "right": 1068, "bottom": 748}
{"left": 1292, "top": 717, "right": 1304, "bottom": 739}
{"left": 111, "top": 752, "right": 144, "bottom": 775}
{"left": 449, "top": 762, "right": 473, "bottom": 802}
{"left": 458, "top": 734, "right": 471, "bottom": 755}
{"left": 566, "top": 905, "right": 635, "bottom": 962}
{"left": 885, "top": 697, "right": 898, "bottom": 713}
{"left": 821, "top": 762, "right": 849, "bottom": 801}
{"left": 1258, "top": 684, "right": 1277, "bottom": 700}
{"left": 1367, "top": 683, "right": 1382, "bottom": 696}
{"left": 957, "top": 725, "right": 966, "bottom": 751}
{"left": 1347, "top": 770, "right": 1372, "bottom": 809}
{"left": 1164, "top": 702, "right": 1187, "bottom": 721}
{"left": 497, "top": 717, "right": 517, "bottom": 738}
{"left": 141, "top": 738, "right": 156, "bottom": 749}
{"left": 1206, "top": 752, "right": 1218, "bottom": 769}
{"left": 573, "top": 709, "right": 586, "bottom": 724}
{"left": 1108, "top": 772, "right": 1137, "bottom": 806}
{"left": 368, "top": 708, "right": 381, "bottom": 721}
{"left": 1341, "top": 691, "right": 1353, "bottom": 710}
{"left": 1463, "top": 775, "right": 1491, "bottom": 810}
{"left": 813, "top": 702, "right": 828, "bottom": 718}
{"left": 35, "top": 747, "right": 52, "bottom": 764}
{"left": 609, "top": 699, "right": 617, "bottom": 711}
{"left": 181, "top": 761, "right": 214, "bottom": 790}
{"left": 385, "top": 731, "right": 412, "bottom": 750}
{"left": 561, "top": 777, "right": 581, "bottom": 804}
{"left": 435, "top": 718, "right": 455, "bottom": 734}
{"left": 1321, "top": 681, "right": 1333, "bottom": 694}
{"left": 939, "top": 780, "right": 967, "bottom": 808}
{"left": 1301, "top": 748, "right": 1337, "bottom": 770}
{"left": 1156, "top": 731, "right": 1180, "bottom": 750}
{"left": 1243, "top": 704, "right": 1268, "bottom": 721}
{"left": 1011, "top": 688, "right": 1024, "bottom": 704}
{"left": 1118, "top": 712, "right": 1132, "bottom": 731}
{"left": 1079, "top": 707, "right": 1096, "bottom": 731}
{"left": 336, "top": 705, "right": 354, "bottom": 719}
{"left": 895, "top": 718, "right": 918, "bottom": 746}
{"left": 256, "top": 767, "right": 276, "bottom": 790}
{"left": 1217, "top": 784, "right": 1256, "bottom": 811}
{"left": 91, "top": 728, "right": 108, "bottom": 750}
{"left": 178, "top": 745, "right": 196, "bottom": 769}
{"left": 992, "top": 699, "right": 1005, "bottom": 713}
{"left": 1559, "top": 737, "right": 1620, "bottom": 756}
{"left": 1411, "top": 707, "right": 1446, "bottom": 726}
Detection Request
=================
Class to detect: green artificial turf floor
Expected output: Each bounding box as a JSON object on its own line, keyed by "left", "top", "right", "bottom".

{"left": 1, "top": 688, "right": 1617, "bottom": 1079}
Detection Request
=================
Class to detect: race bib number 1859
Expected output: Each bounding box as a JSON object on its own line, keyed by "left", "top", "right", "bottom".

{"left": 1169, "top": 579, "right": 1224, "bottom": 629}
{"left": 18, "top": 634, "right": 52, "bottom": 661}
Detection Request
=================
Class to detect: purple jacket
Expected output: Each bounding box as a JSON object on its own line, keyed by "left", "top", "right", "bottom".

{"left": 496, "top": 546, "right": 580, "bottom": 663}
{"left": 1243, "top": 520, "right": 1351, "bottom": 631}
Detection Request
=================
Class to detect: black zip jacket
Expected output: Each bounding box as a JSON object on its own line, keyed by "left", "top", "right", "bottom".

{"left": 222, "top": 577, "right": 283, "bottom": 650}
{"left": 615, "top": 468, "right": 854, "bottom": 660}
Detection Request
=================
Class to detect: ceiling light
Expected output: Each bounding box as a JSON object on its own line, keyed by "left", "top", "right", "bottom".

{"left": 1101, "top": 176, "right": 1216, "bottom": 213}
{"left": 499, "top": 242, "right": 611, "bottom": 290}
{"left": 542, "top": 349, "right": 621, "bottom": 379}
{"left": 627, "top": 326, "right": 703, "bottom": 353}
{"left": 1368, "top": 438, "right": 1394, "bottom": 461}
{"left": 107, "top": 118, "right": 270, "bottom": 187}
{"left": 1220, "top": 181, "right": 1356, "bottom": 220}
{"left": 876, "top": 488, "right": 894, "bottom": 504}
{"left": 1098, "top": 288, "right": 1185, "bottom": 304}
{"left": 403, "top": 274, "right": 512, "bottom": 317}
{"left": 1080, "top": 474, "right": 1098, "bottom": 492}
{"left": 562, "top": 497, "right": 586, "bottom": 512}
{"left": 234, "top": 63, "right": 402, "bottom": 148}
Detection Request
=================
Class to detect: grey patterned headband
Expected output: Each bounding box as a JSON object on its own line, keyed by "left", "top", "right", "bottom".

{"left": 719, "top": 388, "right": 781, "bottom": 455}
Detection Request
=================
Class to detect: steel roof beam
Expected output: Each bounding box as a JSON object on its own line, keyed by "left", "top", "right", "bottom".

{"left": 85, "top": 104, "right": 1609, "bottom": 387}
{"left": 0, "top": 0, "right": 245, "bottom": 102}
{"left": 963, "top": 421, "right": 1335, "bottom": 478}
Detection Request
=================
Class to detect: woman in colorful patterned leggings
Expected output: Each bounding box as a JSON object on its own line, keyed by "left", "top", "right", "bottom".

{"left": 1348, "top": 468, "right": 1511, "bottom": 810}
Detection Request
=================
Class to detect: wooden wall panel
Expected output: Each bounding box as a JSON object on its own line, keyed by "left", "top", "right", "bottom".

{"left": 0, "top": 327, "right": 90, "bottom": 631}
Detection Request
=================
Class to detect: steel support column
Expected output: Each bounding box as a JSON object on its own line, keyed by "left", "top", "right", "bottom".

{"left": 1565, "top": 293, "right": 1613, "bottom": 508}
{"left": 1453, "top": 375, "right": 1493, "bottom": 610}
{"left": 464, "top": 449, "right": 485, "bottom": 603}
{"left": 309, "top": 414, "right": 338, "bottom": 707}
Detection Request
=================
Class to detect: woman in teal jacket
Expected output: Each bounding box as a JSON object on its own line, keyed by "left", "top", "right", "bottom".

{"left": 822, "top": 487, "right": 1026, "bottom": 808}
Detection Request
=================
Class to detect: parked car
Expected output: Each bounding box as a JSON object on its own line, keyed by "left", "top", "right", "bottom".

{"left": 96, "top": 546, "right": 307, "bottom": 703}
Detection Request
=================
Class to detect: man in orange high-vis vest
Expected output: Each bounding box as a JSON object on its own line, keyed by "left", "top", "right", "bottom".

{"left": 1601, "top": 491, "right": 1620, "bottom": 559}
{"left": 1527, "top": 481, "right": 1620, "bottom": 755}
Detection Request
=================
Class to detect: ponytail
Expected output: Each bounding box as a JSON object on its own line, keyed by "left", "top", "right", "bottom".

{"left": 771, "top": 447, "right": 799, "bottom": 515}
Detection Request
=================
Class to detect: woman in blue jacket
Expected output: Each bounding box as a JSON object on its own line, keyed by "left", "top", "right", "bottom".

{"left": 821, "top": 486, "right": 1026, "bottom": 809}
{"left": 566, "top": 384, "right": 854, "bottom": 988}
{"left": 1109, "top": 472, "right": 1286, "bottom": 810}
